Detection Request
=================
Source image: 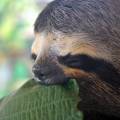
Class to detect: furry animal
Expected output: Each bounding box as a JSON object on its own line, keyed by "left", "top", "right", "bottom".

{"left": 31, "top": 0, "right": 120, "bottom": 119}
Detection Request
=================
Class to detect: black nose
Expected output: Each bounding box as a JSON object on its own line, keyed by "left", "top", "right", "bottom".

{"left": 32, "top": 64, "right": 46, "bottom": 80}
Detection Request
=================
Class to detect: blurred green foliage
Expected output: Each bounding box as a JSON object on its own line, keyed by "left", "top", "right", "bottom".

{"left": 0, "top": 0, "right": 37, "bottom": 51}
{"left": 0, "top": 0, "right": 40, "bottom": 98}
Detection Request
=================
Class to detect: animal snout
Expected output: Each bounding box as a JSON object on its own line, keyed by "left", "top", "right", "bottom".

{"left": 32, "top": 64, "right": 50, "bottom": 81}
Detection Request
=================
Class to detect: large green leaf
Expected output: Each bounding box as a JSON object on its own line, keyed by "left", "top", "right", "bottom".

{"left": 0, "top": 79, "right": 83, "bottom": 120}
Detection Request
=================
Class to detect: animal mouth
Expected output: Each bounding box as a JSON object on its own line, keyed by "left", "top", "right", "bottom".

{"left": 33, "top": 75, "right": 69, "bottom": 85}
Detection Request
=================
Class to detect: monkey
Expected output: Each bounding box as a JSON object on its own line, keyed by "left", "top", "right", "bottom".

{"left": 31, "top": 0, "right": 120, "bottom": 120}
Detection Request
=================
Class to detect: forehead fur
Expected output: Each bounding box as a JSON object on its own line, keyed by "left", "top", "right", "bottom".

{"left": 32, "top": 32, "right": 111, "bottom": 62}
{"left": 34, "top": 0, "right": 120, "bottom": 70}
{"left": 34, "top": 0, "right": 120, "bottom": 36}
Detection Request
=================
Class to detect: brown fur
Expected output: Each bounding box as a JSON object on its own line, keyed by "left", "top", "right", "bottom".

{"left": 32, "top": 0, "right": 120, "bottom": 119}
{"left": 32, "top": 32, "right": 120, "bottom": 118}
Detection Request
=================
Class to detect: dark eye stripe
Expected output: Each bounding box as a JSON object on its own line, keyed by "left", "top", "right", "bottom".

{"left": 58, "top": 54, "right": 120, "bottom": 88}
{"left": 58, "top": 54, "right": 99, "bottom": 71}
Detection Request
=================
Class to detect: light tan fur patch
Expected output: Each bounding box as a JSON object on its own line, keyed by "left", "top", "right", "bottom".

{"left": 31, "top": 32, "right": 112, "bottom": 65}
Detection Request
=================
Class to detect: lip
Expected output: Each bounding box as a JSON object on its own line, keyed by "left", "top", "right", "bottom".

{"left": 34, "top": 76, "right": 42, "bottom": 82}
{"left": 33, "top": 75, "right": 69, "bottom": 85}
{"left": 33, "top": 77, "right": 55, "bottom": 85}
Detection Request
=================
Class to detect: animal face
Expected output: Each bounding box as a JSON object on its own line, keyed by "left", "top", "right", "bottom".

{"left": 31, "top": 32, "right": 91, "bottom": 85}
{"left": 31, "top": 0, "right": 120, "bottom": 88}
{"left": 31, "top": 31, "right": 112, "bottom": 86}
{"left": 31, "top": 0, "right": 120, "bottom": 118}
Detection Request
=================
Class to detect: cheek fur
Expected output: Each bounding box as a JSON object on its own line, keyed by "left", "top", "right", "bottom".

{"left": 58, "top": 54, "right": 120, "bottom": 88}
{"left": 60, "top": 65, "right": 89, "bottom": 79}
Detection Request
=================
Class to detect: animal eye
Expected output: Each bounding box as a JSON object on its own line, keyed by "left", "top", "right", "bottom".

{"left": 31, "top": 53, "right": 37, "bottom": 61}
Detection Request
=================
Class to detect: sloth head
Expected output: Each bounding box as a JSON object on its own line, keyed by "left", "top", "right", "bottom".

{"left": 31, "top": 31, "right": 92, "bottom": 85}
{"left": 31, "top": 0, "right": 120, "bottom": 87}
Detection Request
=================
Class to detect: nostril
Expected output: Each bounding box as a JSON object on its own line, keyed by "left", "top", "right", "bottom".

{"left": 37, "top": 71, "right": 46, "bottom": 80}
{"left": 39, "top": 72, "right": 45, "bottom": 78}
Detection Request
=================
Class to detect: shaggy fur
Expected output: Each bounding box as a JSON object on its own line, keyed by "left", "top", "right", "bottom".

{"left": 32, "top": 0, "right": 120, "bottom": 119}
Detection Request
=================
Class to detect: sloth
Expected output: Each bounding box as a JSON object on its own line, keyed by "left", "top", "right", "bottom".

{"left": 31, "top": 0, "right": 120, "bottom": 120}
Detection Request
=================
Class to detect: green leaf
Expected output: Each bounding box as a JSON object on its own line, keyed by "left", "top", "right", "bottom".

{"left": 0, "top": 79, "right": 83, "bottom": 120}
